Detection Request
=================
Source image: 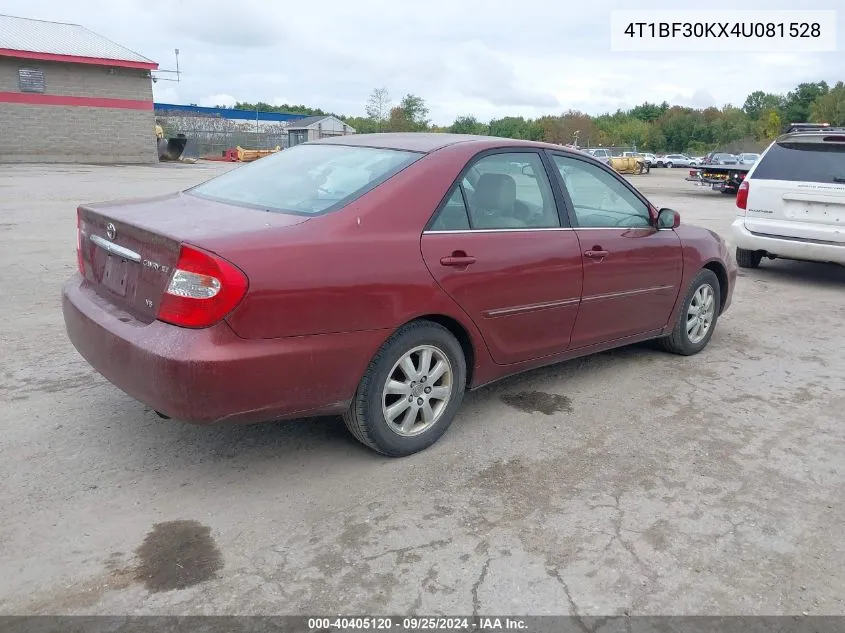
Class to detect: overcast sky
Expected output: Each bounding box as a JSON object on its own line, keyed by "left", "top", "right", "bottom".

{"left": 4, "top": 0, "right": 844, "bottom": 124}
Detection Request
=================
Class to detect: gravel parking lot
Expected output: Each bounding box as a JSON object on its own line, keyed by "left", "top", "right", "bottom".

{"left": 1, "top": 163, "right": 844, "bottom": 616}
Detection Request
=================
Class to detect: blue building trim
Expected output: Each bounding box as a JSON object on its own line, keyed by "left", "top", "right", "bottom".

{"left": 153, "top": 103, "right": 308, "bottom": 123}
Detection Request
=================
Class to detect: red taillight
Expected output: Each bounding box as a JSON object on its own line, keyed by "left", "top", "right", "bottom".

{"left": 76, "top": 208, "right": 85, "bottom": 275}
{"left": 736, "top": 180, "right": 749, "bottom": 213}
{"left": 157, "top": 244, "right": 248, "bottom": 329}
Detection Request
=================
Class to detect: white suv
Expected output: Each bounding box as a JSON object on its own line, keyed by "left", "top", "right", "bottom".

{"left": 732, "top": 129, "right": 845, "bottom": 268}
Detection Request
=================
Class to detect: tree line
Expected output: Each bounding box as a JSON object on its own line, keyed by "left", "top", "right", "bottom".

{"left": 231, "top": 80, "right": 845, "bottom": 154}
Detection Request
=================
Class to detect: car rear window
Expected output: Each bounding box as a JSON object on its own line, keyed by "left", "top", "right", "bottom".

{"left": 189, "top": 144, "right": 422, "bottom": 215}
{"left": 752, "top": 142, "right": 845, "bottom": 184}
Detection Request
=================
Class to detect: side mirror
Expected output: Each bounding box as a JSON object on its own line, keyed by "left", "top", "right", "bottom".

{"left": 521, "top": 164, "right": 535, "bottom": 177}
{"left": 657, "top": 208, "right": 680, "bottom": 229}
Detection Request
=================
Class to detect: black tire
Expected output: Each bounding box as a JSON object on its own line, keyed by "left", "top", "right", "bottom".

{"left": 658, "top": 269, "right": 721, "bottom": 356}
{"left": 736, "top": 247, "right": 763, "bottom": 269}
{"left": 343, "top": 321, "right": 467, "bottom": 457}
{"left": 666, "top": 162, "right": 674, "bottom": 169}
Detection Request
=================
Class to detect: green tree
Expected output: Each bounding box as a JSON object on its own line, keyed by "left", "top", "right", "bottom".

{"left": 449, "top": 115, "right": 488, "bottom": 135}
{"left": 540, "top": 110, "right": 599, "bottom": 146}
{"left": 233, "top": 101, "right": 336, "bottom": 117}
{"left": 782, "top": 81, "right": 829, "bottom": 125}
{"left": 629, "top": 101, "right": 669, "bottom": 122}
{"left": 342, "top": 116, "right": 380, "bottom": 134}
{"left": 742, "top": 91, "right": 783, "bottom": 120}
{"left": 713, "top": 106, "right": 753, "bottom": 146}
{"left": 644, "top": 126, "right": 667, "bottom": 153}
{"left": 488, "top": 116, "right": 542, "bottom": 140}
{"left": 809, "top": 81, "right": 845, "bottom": 126}
{"left": 757, "top": 108, "right": 782, "bottom": 140}
{"left": 398, "top": 93, "right": 430, "bottom": 130}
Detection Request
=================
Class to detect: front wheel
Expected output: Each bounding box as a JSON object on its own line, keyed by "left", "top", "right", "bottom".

{"left": 658, "top": 269, "right": 721, "bottom": 356}
{"left": 343, "top": 321, "right": 467, "bottom": 456}
{"left": 666, "top": 162, "right": 674, "bottom": 169}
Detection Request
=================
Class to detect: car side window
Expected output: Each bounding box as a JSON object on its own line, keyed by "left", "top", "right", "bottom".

{"left": 551, "top": 155, "right": 651, "bottom": 229}
{"left": 459, "top": 152, "right": 560, "bottom": 230}
{"left": 428, "top": 188, "right": 471, "bottom": 231}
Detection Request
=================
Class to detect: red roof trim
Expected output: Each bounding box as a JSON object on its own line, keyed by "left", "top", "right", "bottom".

{"left": 0, "top": 48, "right": 158, "bottom": 70}
{"left": 0, "top": 91, "right": 153, "bottom": 110}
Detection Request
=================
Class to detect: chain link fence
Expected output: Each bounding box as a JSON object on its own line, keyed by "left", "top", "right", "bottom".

{"left": 155, "top": 111, "right": 292, "bottom": 159}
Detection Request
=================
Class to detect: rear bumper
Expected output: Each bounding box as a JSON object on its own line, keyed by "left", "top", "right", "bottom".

{"left": 62, "top": 276, "right": 389, "bottom": 424}
{"left": 732, "top": 219, "right": 845, "bottom": 265}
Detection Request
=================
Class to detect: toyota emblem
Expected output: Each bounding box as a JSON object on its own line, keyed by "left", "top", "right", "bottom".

{"left": 106, "top": 223, "right": 116, "bottom": 240}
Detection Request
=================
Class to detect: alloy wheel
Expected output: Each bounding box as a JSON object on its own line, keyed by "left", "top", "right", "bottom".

{"left": 381, "top": 345, "right": 453, "bottom": 437}
{"left": 687, "top": 283, "right": 716, "bottom": 344}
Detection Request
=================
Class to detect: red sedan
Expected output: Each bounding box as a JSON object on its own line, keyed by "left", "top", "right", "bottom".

{"left": 63, "top": 134, "right": 736, "bottom": 456}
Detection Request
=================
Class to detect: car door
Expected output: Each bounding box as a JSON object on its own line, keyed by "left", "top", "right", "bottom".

{"left": 421, "top": 150, "right": 583, "bottom": 365}
{"left": 548, "top": 153, "right": 684, "bottom": 349}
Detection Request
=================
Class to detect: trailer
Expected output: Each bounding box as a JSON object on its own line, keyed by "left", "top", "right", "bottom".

{"left": 685, "top": 163, "right": 751, "bottom": 194}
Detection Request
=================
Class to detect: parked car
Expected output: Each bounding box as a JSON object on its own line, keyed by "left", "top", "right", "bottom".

{"left": 657, "top": 154, "right": 697, "bottom": 168}
{"left": 733, "top": 128, "right": 845, "bottom": 269}
{"left": 585, "top": 148, "right": 612, "bottom": 164}
{"left": 737, "top": 153, "right": 760, "bottom": 165}
{"left": 63, "top": 134, "right": 736, "bottom": 456}
{"left": 701, "top": 152, "right": 738, "bottom": 165}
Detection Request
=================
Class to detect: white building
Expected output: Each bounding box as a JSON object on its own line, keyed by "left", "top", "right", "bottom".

{"left": 286, "top": 115, "right": 355, "bottom": 146}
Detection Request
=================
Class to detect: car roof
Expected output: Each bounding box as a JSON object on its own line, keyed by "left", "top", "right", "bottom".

{"left": 776, "top": 130, "right": 845, "bottom": 144}
{"left": 311, "top": 132, "right": 576, "bottom": 154}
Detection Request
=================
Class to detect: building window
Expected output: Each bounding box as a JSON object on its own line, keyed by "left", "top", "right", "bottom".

{"left": 18, "top": 68, "right": 45, "bottom": 93}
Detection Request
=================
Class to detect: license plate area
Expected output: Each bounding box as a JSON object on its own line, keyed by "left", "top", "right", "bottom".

{"left": 102, "top": 255, "right": 129, "bottom": 297}
{"left": 785, "top": 201, "right": 845, "bottom": 224}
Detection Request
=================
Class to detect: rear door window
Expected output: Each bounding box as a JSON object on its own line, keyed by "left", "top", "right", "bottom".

{"left": 459, "top": 152, "right": 562, "bottom": 229}
{"left": 753, "top": 143, "right": 845, "bottom": 184}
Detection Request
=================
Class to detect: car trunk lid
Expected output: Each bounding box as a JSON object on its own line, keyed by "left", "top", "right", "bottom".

{"left": 77, "top": 192, "right": 309, "bottom": 322}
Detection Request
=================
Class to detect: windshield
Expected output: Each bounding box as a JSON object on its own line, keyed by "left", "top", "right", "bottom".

{"left": 189, "top": 144, "right": 422, "bottom": 215}
{"left": 752, "top": 143, "right": 845, "bottom": 184}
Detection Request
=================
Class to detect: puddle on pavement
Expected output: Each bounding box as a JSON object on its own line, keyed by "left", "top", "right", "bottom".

{"left": 134, "top": 520, "right": 223, "bottom": 592}
{"left": 500, "top": 391, "right": 573, "bottom": 415}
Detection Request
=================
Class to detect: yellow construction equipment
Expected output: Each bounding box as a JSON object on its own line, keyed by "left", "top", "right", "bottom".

{"left": 233, "top": 146, "right": 281, "bottom": 162}
{"left": 608, "top": 155, "right": 649, "bottom": 175}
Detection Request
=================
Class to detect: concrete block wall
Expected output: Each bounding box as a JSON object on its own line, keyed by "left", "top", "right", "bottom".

{"left": 0, "top": 58, "right": 157, "bottom": 163}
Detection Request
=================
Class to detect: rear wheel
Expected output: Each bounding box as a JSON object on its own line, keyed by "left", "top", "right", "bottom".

{"left": 666, "top": 162, "right": 674, "bottom": 169}
{"left": 343, "top": 321, "right": 466, "bottom": 457}
{"left": 658, "top": 269, "right": 720, "bottom": 356}
{"left": 736, "top": 247, "right": 763, "bottom": 268}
